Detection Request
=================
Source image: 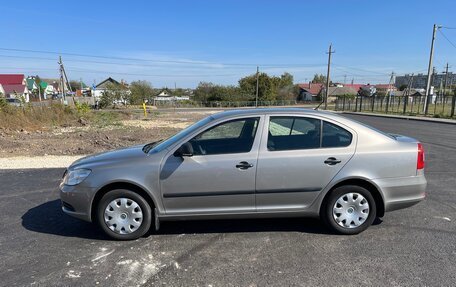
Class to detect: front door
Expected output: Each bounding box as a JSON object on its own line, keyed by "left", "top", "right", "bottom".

{"left": 256, "top": 115, "right": 356, "bottom": 211}
{"left": 160, "top": 116, "right": 263, "bottom": 214}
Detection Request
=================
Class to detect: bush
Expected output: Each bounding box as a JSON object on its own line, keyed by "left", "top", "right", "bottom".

{"left": 75, "top": 102, "right": 91, "bottom": 114}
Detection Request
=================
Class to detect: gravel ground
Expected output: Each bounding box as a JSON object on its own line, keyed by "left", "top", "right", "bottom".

{"left": 0, "top": 155, "right": 85, "bottom": 169}
{"left": 0, "top": 110, "right": 211, "bottom": 159}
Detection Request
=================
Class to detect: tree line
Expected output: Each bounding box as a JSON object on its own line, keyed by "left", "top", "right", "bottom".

{"left": 99, "top": 72, "right": 328, "bottom": 107}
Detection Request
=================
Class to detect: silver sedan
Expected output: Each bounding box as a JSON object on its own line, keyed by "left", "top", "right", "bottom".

{"left": 60, "top": 108, "right": 426, "bottom": 240}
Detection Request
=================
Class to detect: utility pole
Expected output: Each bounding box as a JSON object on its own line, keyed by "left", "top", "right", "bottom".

{"left": 59, "top": 56, "right": 66, "bottom": 102}
{"left": 424, "top": 24, "right": 441, "bottom": 114}
{"left": 325, "top": 44, "right": 335, "bottom": 110}
{"left": 255, "top": 66, "right": 259, "bottom": 108}
{"left": 344, "top": 74, "right": 347, "bottom": 85}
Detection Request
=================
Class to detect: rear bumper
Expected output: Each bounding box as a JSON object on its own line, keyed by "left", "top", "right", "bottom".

{"left": 373, "top": 174, "right": 427, "bottom": 213}
{"left": 59, "top": 182, "right": 96, "bottom": 222}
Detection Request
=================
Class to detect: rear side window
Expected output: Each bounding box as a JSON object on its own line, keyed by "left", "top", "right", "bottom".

{"left": 267, "top": 117, "right": 352, "bottom": 151}
{"left": 322, "top": 121, "right": 352, "bottom": 148}
{"left": 268, "top": 117, "right": 321, "bottom": 151}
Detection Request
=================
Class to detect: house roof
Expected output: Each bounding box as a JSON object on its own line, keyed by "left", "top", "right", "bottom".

{"left": 95, "top": 77, "right": 120, "bottom": 89}
{"left": 2, "top": 84, "right": 26, "bottom": 94}
{"left": 40, "top": 81, "right": 48, "bottom": 89}
{"left": 327, "top": 86, "right": 358, "bottom": 96}
{"left": 341, "top": 84, "right": 364, "bottom": 91}
{"left": 0, "top": 74, "right": 24, "bottom": 85}
{"left": 297, "top": 83, "right": 323, "bottom": 95}
{"left": 375, "top": 84, "right": 396, "bottom": 89}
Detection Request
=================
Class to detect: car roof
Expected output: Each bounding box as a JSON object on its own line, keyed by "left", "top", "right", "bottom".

{"left": 211, "top": 108, "right": 345, "bottom": 121}
{"left": 210, "top": 108, "right": 395, "bottom": 143}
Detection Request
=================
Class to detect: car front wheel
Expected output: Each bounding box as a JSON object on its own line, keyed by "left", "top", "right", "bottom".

{"left": 97, "top": 189, "right": 152, "bottom": 240}
{"left": 322, "top": 185, "right": 376, "bottom": 235}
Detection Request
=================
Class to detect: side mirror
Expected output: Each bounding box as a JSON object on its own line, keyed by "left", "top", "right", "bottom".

{"left": 174, "top": 142, "right": 193, "bottom": 157}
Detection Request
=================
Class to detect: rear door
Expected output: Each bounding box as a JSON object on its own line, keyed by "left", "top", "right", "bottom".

{"left": 255, "top": 115, "right": 356, "bottom": 211}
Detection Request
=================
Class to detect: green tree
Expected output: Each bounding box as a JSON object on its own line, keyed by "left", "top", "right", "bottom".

{"left": 239, "top": 72, "right": 297, "bottom": 102}
{"left": 311, "top": 74, "right": 327, "bottom": 84}
{"left": 129, "top": 80, "right": 154, "bottom": 104}
{"left": 69, "top": 80, "right": 81, "bottom": 92}
{"left": 99, "top": 82, "right": 129, "bottom": 108}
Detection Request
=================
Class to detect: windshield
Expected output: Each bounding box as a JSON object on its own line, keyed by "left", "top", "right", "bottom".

{"left": 147, "top": 115, "right": 214, "bottom": 153}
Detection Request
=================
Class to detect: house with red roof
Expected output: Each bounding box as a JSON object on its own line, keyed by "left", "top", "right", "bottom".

{"left": 297, "top": 82, "right": 324, "bottom": 101}
{"left": 0, "top": 74, "right": 30, "bottom": 102}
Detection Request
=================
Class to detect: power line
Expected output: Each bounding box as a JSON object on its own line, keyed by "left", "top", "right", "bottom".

{"left": 0, "top": 47, "right": 324, "bottom": 68}
{"left": 0, "top": 65, "right": 241, "bottom": 77}
{"left": 332, "top": 64, "right": 391, "bottom": 76}
{"left": 438, "top": 29, "right": 456, "bottom": 49}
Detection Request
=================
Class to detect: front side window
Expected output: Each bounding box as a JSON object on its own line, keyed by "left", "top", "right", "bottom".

{"left": 190, "top": 117, "right": 259, "bottom": 155}
{"left": 268, "top": 117, "right": 321, "bottom": 151}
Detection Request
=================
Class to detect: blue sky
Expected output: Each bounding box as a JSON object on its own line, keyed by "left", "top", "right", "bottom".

{"left": 1, "top": 0, "right": 455, "bottom": 88}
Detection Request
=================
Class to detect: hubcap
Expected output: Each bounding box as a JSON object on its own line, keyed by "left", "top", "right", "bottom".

{"left": 332, "top": 193, "right": 369, "bottom": 228}
{"left": 104, "top": 198, "right": 143, "bottom": 235}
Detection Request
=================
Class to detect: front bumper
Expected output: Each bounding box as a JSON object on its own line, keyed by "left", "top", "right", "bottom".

{"left": 59, "top": 182, "right": 96, "bottom": 222}
{"left": 373, "top": 174, "right": 427, "bottom": 212}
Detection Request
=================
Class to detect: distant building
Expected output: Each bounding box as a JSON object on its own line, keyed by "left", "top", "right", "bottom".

{"left": 395, "top": 73, "right": 456, "bottom": 89}
{"left": 325, "top": 86, "right": 358, "bottom": 101}
{"left": 297, "top": 82, "right": 323, "bottom": 101}
{"left": 0, "top": 74, "right": 29, "bottom": 102}
{"left": 92, "top": 77, "right": 122, "bottom": 99}
{"left": 153, "top": 88, "right": 190, "bottom": 102}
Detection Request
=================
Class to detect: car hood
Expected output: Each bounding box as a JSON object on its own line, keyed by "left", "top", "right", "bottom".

{"left": 69, "top": 144, "right": 147, "bottom": 169}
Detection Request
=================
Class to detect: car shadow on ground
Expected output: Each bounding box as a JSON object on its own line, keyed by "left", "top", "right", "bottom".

{"left": 22, "top": 199, "right": 383, "bottom": 240}
{"left": 155, "top": 217, "right": 332, "bottom": 236}
{"left": 21, "top": 199, "right": 108, "bottom": 240}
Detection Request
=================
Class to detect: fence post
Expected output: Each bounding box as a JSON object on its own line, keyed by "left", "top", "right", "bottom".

{"left": 342, "top": 96, "right": 346, "bottom": 111}
{"left": 403, "top": 96, "right": 407, "bottom": 114}
{"left": 371, "top": 96, "right": 375, "bottom": 112}
{"left": 451, "top": 95, "right": 456, "bottom": 117}
{"left": 385, "top": 96, "right": 390, "bottom": 114}
{"left": 359, "top": 96, "right": 363, "bottom": 112}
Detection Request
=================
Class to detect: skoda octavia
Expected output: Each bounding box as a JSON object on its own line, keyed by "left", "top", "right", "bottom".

{"left": 60, "top": 109, "right": 426, "bottom": 240}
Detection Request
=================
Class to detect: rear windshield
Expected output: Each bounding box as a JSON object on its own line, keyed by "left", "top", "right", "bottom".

{"left": 348, "top": 118, "right": 395, "bottom": 140}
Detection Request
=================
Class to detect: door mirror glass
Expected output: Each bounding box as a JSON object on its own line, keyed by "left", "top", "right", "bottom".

{"left": 174, "top": 142, "right": 194, "bottom": 157}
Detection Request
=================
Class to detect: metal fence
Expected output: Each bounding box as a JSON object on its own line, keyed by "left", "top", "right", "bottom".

{"left": 153, "top": 100, "right": 300, "bottom": 108}
{"left": 335, "top": 95, "right": 456, "bottom": 118}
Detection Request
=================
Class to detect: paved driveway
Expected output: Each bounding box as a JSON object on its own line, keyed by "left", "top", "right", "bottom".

{"left": 0, "top": 114, "right": 455, "bottom": 286}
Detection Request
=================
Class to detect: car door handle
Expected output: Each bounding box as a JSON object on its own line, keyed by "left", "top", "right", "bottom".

{"left": 236, "top": 161, "right": 254, "bottom": 170}
{"left": 324, "top": 157, "right": 341, "bottom": 165}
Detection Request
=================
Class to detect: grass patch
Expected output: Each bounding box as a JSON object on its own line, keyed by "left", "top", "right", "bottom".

{"left": 0, "top": 103, "right": 130, "bottom": 131}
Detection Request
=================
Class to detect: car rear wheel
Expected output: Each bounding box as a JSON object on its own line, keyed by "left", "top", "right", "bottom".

{"left": 322, "top": 185, "right": 376, "bottom": 235}
{"left": 97, "top": 189, "right": 152, "bottom": 240}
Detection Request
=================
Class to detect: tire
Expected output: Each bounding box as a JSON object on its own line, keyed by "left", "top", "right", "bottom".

{"left": 97, "top": 189, "right": 152, "bottom": 240}
{"left": 322, "top": 185, "right": 376, "bottom": 235}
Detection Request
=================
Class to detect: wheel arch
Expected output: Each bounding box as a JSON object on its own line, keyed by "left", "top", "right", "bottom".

{"left": 90, "top": 181, "right": 157, "bottom": 222}
{"left": 320, "top": 178, "right": 385, "bottom": 218}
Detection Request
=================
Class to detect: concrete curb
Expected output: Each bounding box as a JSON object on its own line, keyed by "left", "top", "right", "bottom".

{"left": 338, "top": 111, "right": 456, "bottom": 125}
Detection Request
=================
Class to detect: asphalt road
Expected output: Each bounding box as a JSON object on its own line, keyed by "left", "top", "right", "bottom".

{"left": 1, "top": 114, "right": 455, "bottom": 287}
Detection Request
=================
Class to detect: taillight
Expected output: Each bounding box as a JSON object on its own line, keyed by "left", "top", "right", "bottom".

{"left": 417, "top": 143, "right": 425, "bottom": 170}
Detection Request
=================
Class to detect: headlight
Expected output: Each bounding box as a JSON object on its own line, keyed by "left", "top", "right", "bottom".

{"left": 63, "top": 169, "right": 91, "bottom": 186}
